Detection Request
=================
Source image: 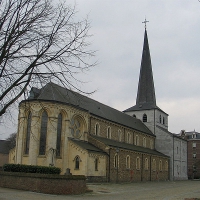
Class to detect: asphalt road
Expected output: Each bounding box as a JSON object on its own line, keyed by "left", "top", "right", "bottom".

{"left": 0, "top": 180, "right": 200, "bottom": 200}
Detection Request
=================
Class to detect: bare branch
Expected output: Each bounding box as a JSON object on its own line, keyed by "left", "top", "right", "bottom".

{"left": 0, "top": 0, "right": 96, "bottom": 118}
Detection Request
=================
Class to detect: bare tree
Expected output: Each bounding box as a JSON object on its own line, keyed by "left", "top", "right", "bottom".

{"left": 0, "top": 0, "right": 95, "bottom": 118}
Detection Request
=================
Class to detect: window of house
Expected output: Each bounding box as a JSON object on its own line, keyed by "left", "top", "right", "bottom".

{"left": 118, "top": 129, "right": 122, "bottom": 142}
{"left": 114, "top": 153, "right": 119, "bottom": 168}
{"left": 136, "top": 157, "right": 140, "bottom": 170}
{"left": 95, "top": 158, "right": 98, "bottom": 171}
{"left": 56, "top": 113, "right": 62, "bottom": 157}
{"left": 193, "top": 142, "right": 196, "bottom": 148}
{"left": 163, "top": 117, "right": 165, "bottom": 125}
{"left": 95, "top": 123, "right": 100, "bottom": 135}
{"left": 143, "top": 114, "right": 147, "bottom": 122}
{"left": 107, "top": 127, "right": 111, "bottom": 139}
{"left": 126, "top": 155, "right": 130, "bottom": 169}
{"left": 39, "top": 111, "right": 48, "bottom": 155}
{"left": 193, "top": 165, "right": 197, "bottom": 172}
{"left": 159, "top": 160, "right": 162, "bottom": 171}
{"left": 177, "top": 147, "right": 178, "bottom": 154}
{"left": 75, "top": 156, "right": 80, "bottom": 170}
{"left": 152, "top": 159, "right": 156, "bottom": 171}
{"left": 143, "top": 137, "right": 146, "bottom": 147}
{"left": 145, "top": 158, "right": 148, "bottom": 170}
{"left": 192, "top": 133, "right": 196, "bottom": 139}
{"left": 159, "top": 115, "right": 162, "bottom": 123}
{"left": 193, "top": 153, "right": 196, "bottom": 158}
{"left": 24, "top": 112, "right": 32, "bottom": 154}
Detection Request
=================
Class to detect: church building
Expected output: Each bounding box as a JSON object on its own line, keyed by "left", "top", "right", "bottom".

{"left": 123, "top": 27, "right": 187, "bottom": 180}
{"left": 10, "top": 28, "right": 171, "bottom": 182}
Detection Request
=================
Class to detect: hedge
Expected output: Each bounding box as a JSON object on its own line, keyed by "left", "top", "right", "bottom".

{"left": 3, "top": 164, "right": 61, "bottom": 174}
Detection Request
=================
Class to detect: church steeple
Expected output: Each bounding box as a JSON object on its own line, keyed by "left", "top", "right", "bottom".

{"left": 136, "top": 28, "right": 156, "bottom": 108}
{"left": 123, "top": 22, "right": 168, "bottom": 133}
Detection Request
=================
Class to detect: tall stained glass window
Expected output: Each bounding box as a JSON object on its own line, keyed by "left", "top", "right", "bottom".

{"left": 56, "top": 113, "right": 62, "bottom": 157}
{"left": 39, "top": 111, "right": 48, "bottom": 155}
{"left": 24, "top": 112, "right": 32, "bottom": 154}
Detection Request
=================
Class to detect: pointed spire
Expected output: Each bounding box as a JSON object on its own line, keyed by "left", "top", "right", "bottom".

{"left": 136, "top": 28, "right": 156, "bottom": 108}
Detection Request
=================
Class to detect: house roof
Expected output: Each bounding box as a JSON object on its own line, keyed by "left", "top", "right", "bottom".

{"left": 0, "top": 140, "right": 10, "bottom": 154}
{"left": 90, "top": 135, "right": 168, "bottom": 157}
{"left": 22, "top": 82, "right": 155, "bottom": 137}
{"left": 69, "top": 138, "right": 107, "bottom": 155}
{"left": 156, "top": 125, "right": 187, "bottom": 141}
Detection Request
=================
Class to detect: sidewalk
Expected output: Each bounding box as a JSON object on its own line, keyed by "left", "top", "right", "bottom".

{"left": 0, "top": 180, "right": 200, "bottom": 200}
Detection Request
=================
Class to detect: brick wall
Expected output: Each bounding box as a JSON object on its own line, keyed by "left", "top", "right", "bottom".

{"left": 108, "top": 148, "right": 169, "bottom": 182}
{"left": 90, "top": 117, "right": 155, "bottom": 149}
{"left": 188, "top": 140, "right": 200, "bottom": 179}
{"left": 89, "top": 117, "right": 169, "bottom": 183}
{"left": 0, "top": 172, "right": 86, "bottom": 195}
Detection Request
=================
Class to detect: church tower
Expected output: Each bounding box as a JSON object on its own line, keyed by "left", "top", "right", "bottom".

{"left": 124, "top": 26, "right": 168, "bottom": 134}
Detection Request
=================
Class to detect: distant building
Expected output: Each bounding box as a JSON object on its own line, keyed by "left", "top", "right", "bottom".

{"left": 123, "top": 28, "right": 187, "bottom": 181}
{"left": 180, "top": 130, "right": 200, "bottom": 179}
{"left": 0, "top": 140, "right": 10, "bottom": 168}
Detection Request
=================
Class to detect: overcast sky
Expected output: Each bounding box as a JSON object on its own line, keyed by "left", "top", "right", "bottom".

{"left": 1, "top": 0, "right": 200, "bottom": 139}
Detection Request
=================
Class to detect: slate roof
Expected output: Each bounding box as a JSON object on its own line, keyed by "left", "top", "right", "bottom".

{"left": 156, "top": 125, "right": 187, "bottom": 141}
{"left": 69, "top": 138, "right": 107, "bottom": 154}
{"left": 124, "top": 29, "right": 167, "bottom": 116}
{"left": 185, "top": 131, "right": 200, "bottom": 139}
{"left": 0, "top": 140, "right": 10, "bottom": 154}
{"left": 90, "top": 135, "right": 168, "bottom": 157}
{"left": 23, "top": 82, "right": 155, "bottom": 136}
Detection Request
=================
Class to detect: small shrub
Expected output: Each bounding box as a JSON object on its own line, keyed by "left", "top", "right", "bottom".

{"left": 3, "top": 164, "right": 61, "bottom": 174}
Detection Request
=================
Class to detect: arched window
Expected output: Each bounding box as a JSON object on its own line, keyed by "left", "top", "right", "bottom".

{"left": 135, "top": 135, "right": 139, "bottom": 146}
{"left": 133, "top": 114, "right": 136, "bottom": 118}
{"left": 39, "top": 111, "right": 48, "bottom": 155}
{"left": 75, "top": 156, "right": 80, "bottom": 169}
{"left": 143, "top": 137, "right": 146, "bottom": 147}
{"left": 159, "top": 115, "right": 162, "bottom": 123}
{"left": 159, "top": 160, "right": 162, "bottom": 171}
{"left": 95, "top": 123, "right": 100, "bottom": 135}
{"left": 145, "top": 158, "right": 148, "bottom": 170}
{"left": 56, "top": 113, "right": 62, "bottom": 157}
{"left": 118, "top": 129, "right": 122, "bottom": 142}
{"left": 143, "top": 114, "right": 147, "bottom": 122}
{"left": 165, "top": 161, "right": 168, "bottom": 171}
{"left": 136, "top": 157, "right": 140, "bottom": 170}
{"left": 163, "top": 117, "right": 165, "bottom": 125}
{"left": 114, "top": 153, "right": 119, "bottom": 168}
{"left": 95, "top": 158, "right": 98, "bottom": 171}
{"left": 107, "top": 127, "right": 111, "bottom": 139}
{"left": 152, "top": 159, "right": 156, "bottom": 171}
{"left": 126, "top": 155, "right": 130, "bottom": 169}
{"left": 24, "top": 112, "right": 32, "bottom": 154}
{"left": 150, "top": 139, "right": 153, "bottom": 149}
{"left": 127, "top": 132, "right": 131, "bottom": 143}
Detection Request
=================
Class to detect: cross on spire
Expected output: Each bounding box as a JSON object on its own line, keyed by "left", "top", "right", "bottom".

{"left": 142, "top": 18, "right": 149, "bottom": 29}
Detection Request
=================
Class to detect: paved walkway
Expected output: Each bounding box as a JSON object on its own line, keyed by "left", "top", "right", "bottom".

{"left": 0, "top": 180, "right": 200, "bottom": 200}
